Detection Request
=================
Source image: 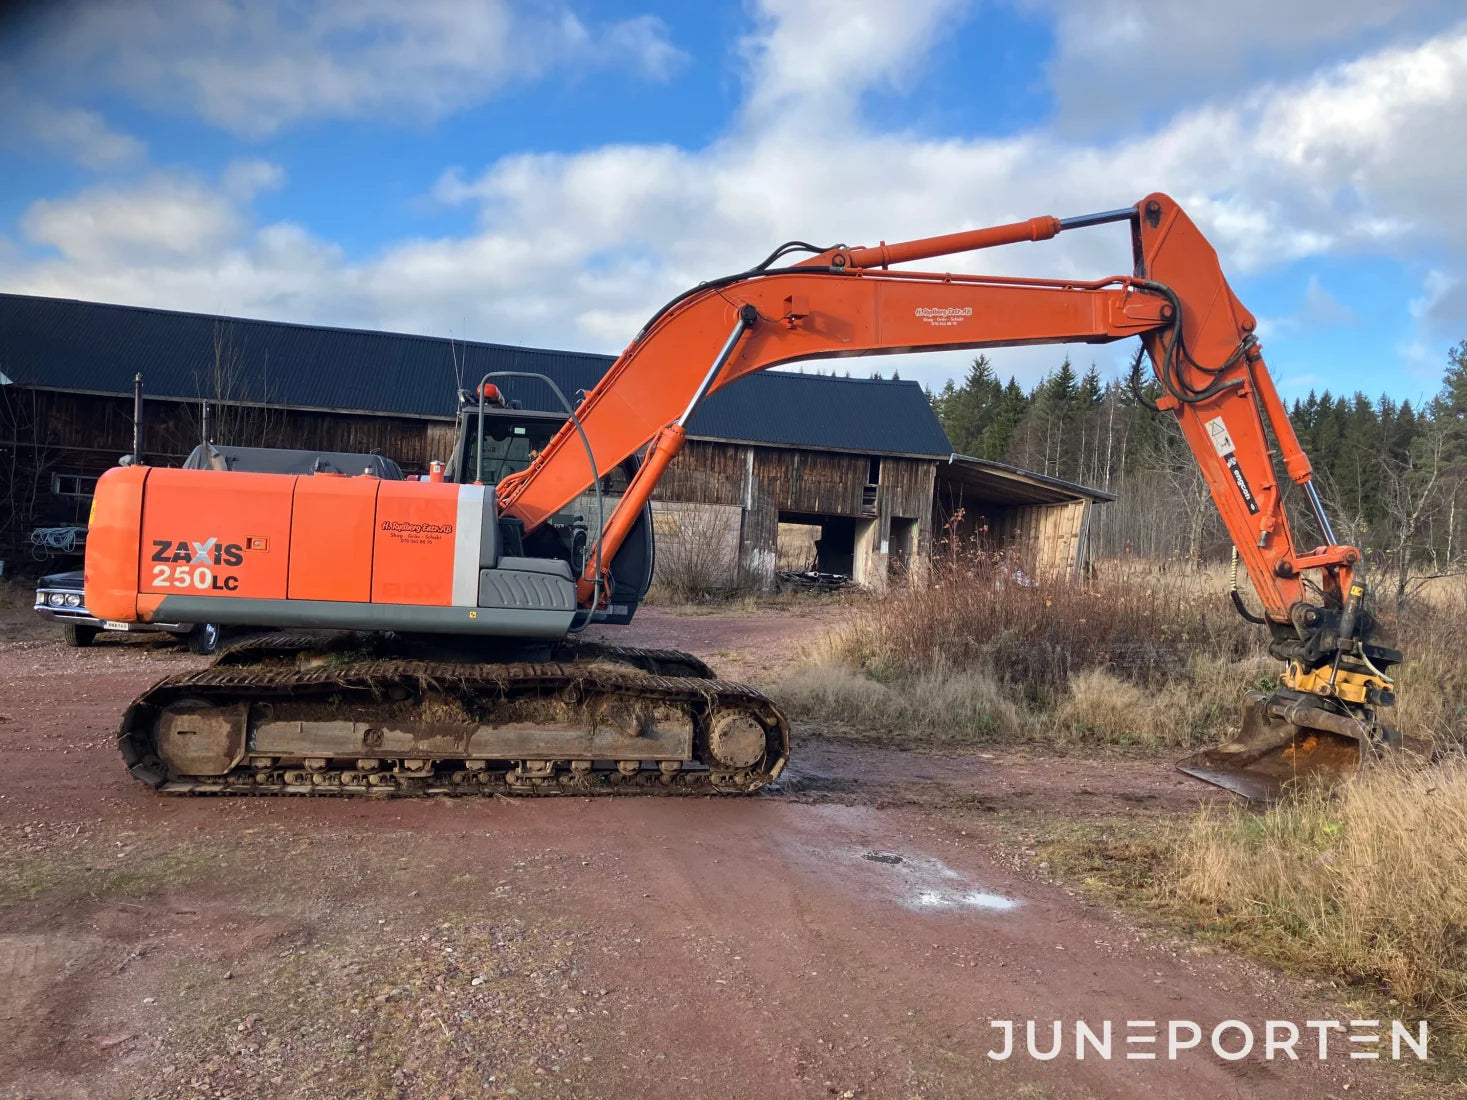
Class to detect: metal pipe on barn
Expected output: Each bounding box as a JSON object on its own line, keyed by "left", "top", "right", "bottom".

{"left": 131, "top": 373, "right": 143, "bottom": 465}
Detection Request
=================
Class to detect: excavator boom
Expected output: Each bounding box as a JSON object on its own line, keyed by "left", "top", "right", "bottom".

{"left": 485, "top": 192, "right": 1414, "bottom": 797}
{"left": 498, "top": 195, "right": 1350, "bottom": 630}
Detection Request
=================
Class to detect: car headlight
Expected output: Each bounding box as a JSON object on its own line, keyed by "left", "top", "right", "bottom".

{"left": 64, "top": 593, "right": 82, "bottom": 608}
{"left": 47, "top": 592, "right": 64, "bottom": 607}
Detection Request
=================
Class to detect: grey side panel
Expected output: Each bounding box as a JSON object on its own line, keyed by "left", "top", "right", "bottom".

{"left": 479, "top": 567, "right": 575, "bottom": 612}
{"left": 451, "top": 484, "right": 486, "bottom": 607}
{"left": 496, "top": 556, "right": 574, "bottom": 580}
{"left": 154, "top": 595, "right": 573, "bottom": 638}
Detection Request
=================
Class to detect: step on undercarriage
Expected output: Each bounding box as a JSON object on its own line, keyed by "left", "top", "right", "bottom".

{"left": 119, "top": 633, "right": 790, "bottom": 796}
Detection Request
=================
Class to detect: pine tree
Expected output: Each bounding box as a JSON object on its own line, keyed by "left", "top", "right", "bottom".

{"left": 938, "top": 356, "right": 1004, "bottom": 455}
{"left": 1079, "top": 364, "right": 1102, "bottom": 408}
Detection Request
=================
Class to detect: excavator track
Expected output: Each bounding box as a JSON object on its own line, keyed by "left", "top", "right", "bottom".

{"left": 118, "top": 636, "right": 789, "bottom": 797}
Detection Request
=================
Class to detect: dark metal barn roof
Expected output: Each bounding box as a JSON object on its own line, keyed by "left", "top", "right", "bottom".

{"left": 0, "top": 293, "right": 953, "bottom": 458}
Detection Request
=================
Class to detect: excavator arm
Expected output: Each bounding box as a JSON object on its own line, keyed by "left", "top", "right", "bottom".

{"left": 498, "top": 192, "right": 1411, "bottom": 797}
{"left": 502, "top": 194, "right": 1342, "bottom": 621}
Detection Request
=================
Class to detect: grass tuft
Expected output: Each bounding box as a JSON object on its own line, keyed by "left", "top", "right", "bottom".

{"left": 1173, "top": 760, "right": 1467, "bottom": 1032}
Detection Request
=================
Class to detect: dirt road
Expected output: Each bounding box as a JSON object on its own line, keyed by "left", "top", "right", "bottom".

{"left": 0, "top": 605, "right": 1438, "bottom": 1098}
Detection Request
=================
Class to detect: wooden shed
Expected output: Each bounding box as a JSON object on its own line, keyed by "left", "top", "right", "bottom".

{"left": 933, "top": 454, "right": 1115, "bottom": 576}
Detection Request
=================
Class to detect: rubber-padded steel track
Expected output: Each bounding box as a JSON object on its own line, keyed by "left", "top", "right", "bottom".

{"left": 117, "top": 637, "right": 790, "bottom": 797}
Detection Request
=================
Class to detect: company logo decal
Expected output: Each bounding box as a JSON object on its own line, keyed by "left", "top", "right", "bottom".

{"left": 149, "top": 538, "right": 244, "bottom": 591}
{"left": 379, "top": 521, "right": 454, "bottom": 535}
{"left": 1203, "top": 415, "right": 1260, "bottom": 515}
{"left": 915, "top": 306, "right": 973, "bottom": 327}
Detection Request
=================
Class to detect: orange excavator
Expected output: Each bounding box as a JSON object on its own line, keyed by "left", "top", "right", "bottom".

{"left": 86, "top": 193, "right": 1412, "bottom": 799}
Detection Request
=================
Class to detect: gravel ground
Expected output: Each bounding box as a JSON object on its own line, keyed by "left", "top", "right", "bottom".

{"left": 0, "top": 602, "right": 1449, "bottom": 1098}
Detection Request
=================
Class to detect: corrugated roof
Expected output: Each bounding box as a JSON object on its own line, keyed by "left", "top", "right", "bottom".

{"left": 938, "top": 453, "right": 1115, "bottom": 504}
{"left": 0, "top": 293, "right": 952, "bottom": 458}
{"left": 689, "top": 372, "right": 952, "bottom": 456}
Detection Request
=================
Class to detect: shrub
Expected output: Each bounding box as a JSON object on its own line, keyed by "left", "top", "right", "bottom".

{"left": 648, "top": 504, "right": 741, "bottom": 602}
{"left": 773, "top": 555, "right": 1268, "bottom": 747}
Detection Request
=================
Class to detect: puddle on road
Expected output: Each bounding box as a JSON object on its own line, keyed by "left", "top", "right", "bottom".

{"left": 855, "top": 849, "right": 1022, "bottom": 913}
{"left": 913, "top": 889, "right": 1019, "bottom": 911}
{"left": 862, "top": 851, "right": 904, "bottom": 865}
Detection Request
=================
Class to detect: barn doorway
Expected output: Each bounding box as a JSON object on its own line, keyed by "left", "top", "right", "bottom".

{"left": 779, "top": 511, "right": 858, "bottom": 577}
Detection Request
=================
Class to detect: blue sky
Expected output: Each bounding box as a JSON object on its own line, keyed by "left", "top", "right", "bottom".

{"left": 2, "top": 0, "right": 1465, "bottom": 406}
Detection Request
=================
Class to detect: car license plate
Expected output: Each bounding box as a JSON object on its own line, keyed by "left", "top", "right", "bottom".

{"left": 103, "top": 620, "right": 132, "bottom": 631}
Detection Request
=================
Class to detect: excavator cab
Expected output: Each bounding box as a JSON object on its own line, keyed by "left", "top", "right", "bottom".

{"left": 443, "top": 393, "right": 655, "bottom": 627}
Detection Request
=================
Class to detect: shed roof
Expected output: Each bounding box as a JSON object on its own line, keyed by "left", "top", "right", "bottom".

{"left": 0, "top": 293, "right": 952, "bottom": 458}
{"left": 938, "top": 453, "right": 1115, "bottom": 505}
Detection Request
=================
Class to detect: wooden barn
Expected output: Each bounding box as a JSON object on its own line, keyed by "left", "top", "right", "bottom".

{"left": 0, "top": 293, "right": 1107, "bottom": 586}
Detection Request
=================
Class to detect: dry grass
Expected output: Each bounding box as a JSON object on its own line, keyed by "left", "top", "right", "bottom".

{"left": 774, "top": 661, "right": 1026, "bottom": 742}
{"left": 772, "top": 552, "right": 1467, "bottom": 758}
{"left": 0, "top": 579, "right": 35, "bottom": 611}
{"left": 1054, "top": 657, "right": 1270, "bottom": 749}
{"left": 781, "top": 553, "right": 1467, "bottom": 1054}
{"left": 1386, "top": 578, "right": 1467, "bottom": 753}
{"left": 771, "top": 555, "right": 1268, "bottom": 750}
{"left": 824, "top": 557, "right": 1260, "bottom": 701}
{"left": 1172, "top": 760, "right": 1467, "bottom": 1035}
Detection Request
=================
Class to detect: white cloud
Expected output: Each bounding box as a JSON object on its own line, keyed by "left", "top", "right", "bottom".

{"left": 598, "top": 14, "right": 689, "bottom": 83}
{"left": 0, "top": 84, "right": 146, "bottom": 170}
{"left": 20, "top": 176, "right": 242, "bottom": 266}
{"left": 5, "top": 3, "right": 1467, "bottom": 399}
{"left": 24, "top": 0, "right": 687, "bottom": 137}
{"left": 739, "top": 0, "right": 968, "bottom": 127}
{"left": 220, "top": 160, "right": 286, "bottom": 201}
{"left": 1033, "top": 0, "right": 1463, "bottom": 131}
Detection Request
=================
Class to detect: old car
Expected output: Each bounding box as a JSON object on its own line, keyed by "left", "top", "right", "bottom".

{"left": 34, "top": 568, "right": 221, "bottom": 653}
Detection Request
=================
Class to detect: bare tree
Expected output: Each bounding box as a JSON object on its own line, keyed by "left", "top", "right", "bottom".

{"left": 187, "top": 321, "right": 285, "bottom": 448}
{"left": 0, "top": 385, "right": 68, "bottom": 560}
{"left": 652, "top": 504, "right": 741, "bottom": 601}
{"left": 1377, "top": 422, "right": 1450, "bottom": 613}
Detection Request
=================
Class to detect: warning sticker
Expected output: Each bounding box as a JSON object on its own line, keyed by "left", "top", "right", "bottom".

{"left": 1205, "top": 416, "right": 1236, "bottom": 458}
{"left": 1202, "top": 415, "right": 1260, "bottom": 514}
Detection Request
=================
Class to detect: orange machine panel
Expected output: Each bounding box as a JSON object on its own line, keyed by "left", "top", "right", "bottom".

{"left": 288, "top": 475, "right": 381, "bottom": 602}
{"left": 84, "top": 464, "right": 148, "bottom": 623}
{"left": 371, "top": 480, "right": 459, "bottom": 606}
{"left": 138, "top": 469, "right": 295, "bottom": 600}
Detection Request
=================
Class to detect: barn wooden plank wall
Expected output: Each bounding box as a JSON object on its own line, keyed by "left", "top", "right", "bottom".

{"left": 0, "top": 390, "right": 461, "bottom": 554}
{"left": 985, "top": 500, "right": 1091, "bottom": 576}
{"left": 2, "top": 390, "right": 458, "bottom": 471}
{"left": 654, "top": 439, "right": 936, "bottom": 589}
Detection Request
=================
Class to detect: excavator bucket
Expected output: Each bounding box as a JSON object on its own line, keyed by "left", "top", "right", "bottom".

{"left": 1177, "top": 691, "right": 1385, "bottom": 802}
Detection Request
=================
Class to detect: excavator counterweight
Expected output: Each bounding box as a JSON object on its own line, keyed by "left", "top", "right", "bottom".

{"left": 86, "top": 193, "right": 1416, "bottom": 799}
